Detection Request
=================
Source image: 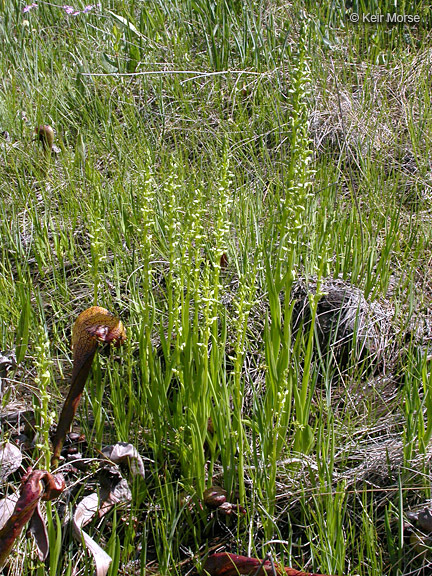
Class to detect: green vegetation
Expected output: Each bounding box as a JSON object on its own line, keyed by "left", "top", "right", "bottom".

{"left": 1, "top": 0, "right": 432, "bottom": 574}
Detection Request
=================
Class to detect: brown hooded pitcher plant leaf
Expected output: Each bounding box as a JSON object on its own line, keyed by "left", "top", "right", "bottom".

{"left": 0, "top": 467, "right": 65, "bottom": 567}
{"left": 203, "top": 553, "right": 337, "bottom": 576}
{"left": 34, "top": 124, "right": 61, "bottom": 155}
{"left": 203, "top": 486, "right": 246, "bottom": 516}
{"left": 51, "top": 306, "right": 126, "bottom": 468}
